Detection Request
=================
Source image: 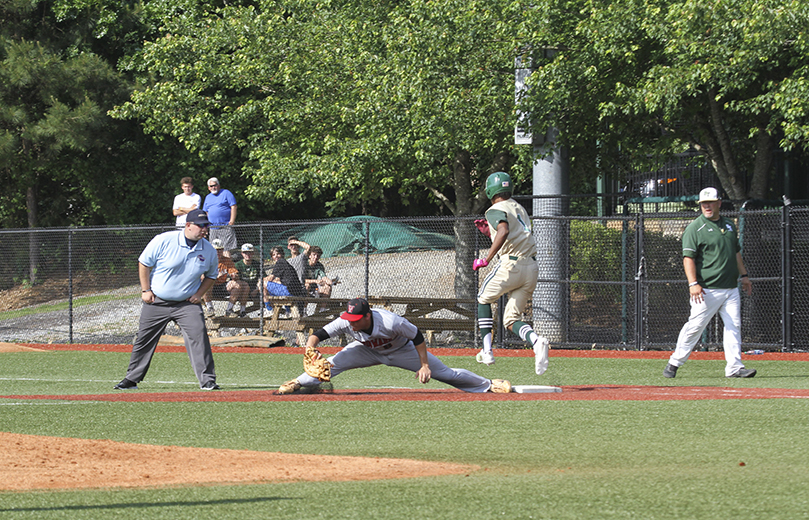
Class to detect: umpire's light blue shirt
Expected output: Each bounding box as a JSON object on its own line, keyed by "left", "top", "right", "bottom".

{"left": 139, "top": 230, "right": 218, "bottom": 301}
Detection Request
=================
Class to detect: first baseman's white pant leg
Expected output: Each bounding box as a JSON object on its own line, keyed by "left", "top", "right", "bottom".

{"left": 389, "top": 347, "right": 490, "bottom": 393}
{"left": 669, "top": 289, "right": 725, "bottom": 367}
{"left": 717, "top": 288, "right": 744, "bottom": 376}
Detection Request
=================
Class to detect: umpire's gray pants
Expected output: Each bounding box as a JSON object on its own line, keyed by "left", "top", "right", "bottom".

{"left": 125, "top": 298, "right": 216, "bottom": 387}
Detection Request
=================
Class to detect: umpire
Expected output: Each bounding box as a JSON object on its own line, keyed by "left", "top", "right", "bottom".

{"left": 114, "top": 209, "right": 221, "bottom": 390}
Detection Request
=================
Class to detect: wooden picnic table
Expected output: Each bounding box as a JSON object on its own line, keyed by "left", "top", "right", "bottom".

{"left": 207, "top": 296, "right": 477, "bottom": 345}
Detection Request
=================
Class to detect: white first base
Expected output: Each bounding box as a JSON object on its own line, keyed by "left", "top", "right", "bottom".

{"left": 512, "top": 385, "right": 562, "bottom": 394}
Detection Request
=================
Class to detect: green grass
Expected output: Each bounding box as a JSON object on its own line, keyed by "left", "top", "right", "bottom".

{"left": 1, "top": 350, "right": 808, "bottom": 519}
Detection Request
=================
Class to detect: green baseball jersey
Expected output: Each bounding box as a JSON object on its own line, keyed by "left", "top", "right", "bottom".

{"left": 681, "top": 214, "right": 741, "bottom": 289}
{"left": 486, "top": 198, "right": 537, "bottom": 259}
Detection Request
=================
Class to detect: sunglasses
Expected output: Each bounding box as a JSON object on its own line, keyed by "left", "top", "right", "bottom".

{"left": 194, "top": 222, "right": 210, "bottom": 228}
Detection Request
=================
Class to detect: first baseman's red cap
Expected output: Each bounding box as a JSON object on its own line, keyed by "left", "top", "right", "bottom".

{"left": 341, "top": 298, "right": 371, "bottom": 321}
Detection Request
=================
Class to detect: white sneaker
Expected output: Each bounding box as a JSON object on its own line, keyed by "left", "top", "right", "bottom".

{"left": 476, "top": 350, "right": 495, "bottom": 366}
{"left": 533, "top": 336, "right": 549, "bottom": 375}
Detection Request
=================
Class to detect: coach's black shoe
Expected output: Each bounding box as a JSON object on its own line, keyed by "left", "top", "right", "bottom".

{"left": 114, "top": 378, "right": 138, "bottom": 390}
{"left": 201, "top": 381, "right": 220, "bottom": 390}
{"left": 728, "top": 368, "right": 757, "bottom": 378}
{"left": 663, "top": 364, "right": 678, "bottom": 378}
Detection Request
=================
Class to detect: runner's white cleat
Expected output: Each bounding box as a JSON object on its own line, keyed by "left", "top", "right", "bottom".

{"left": 476, "top": 350, "right": 495, "bottom": 366}
{"left": 533, "top": 336, "right": 550, "bottom": 375}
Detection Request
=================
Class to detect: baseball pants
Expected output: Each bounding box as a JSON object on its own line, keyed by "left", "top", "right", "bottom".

{"left": 477, "top": 256, "right": 539, "bottom": 329}
{"left": 668, "top": 287, "right": 744, "bottom": 377}
{"left": 125, "top": 298, "right": 217, "bottom": 387}
{"left": 296, "top": 342, "right": 492, "bottom": 392}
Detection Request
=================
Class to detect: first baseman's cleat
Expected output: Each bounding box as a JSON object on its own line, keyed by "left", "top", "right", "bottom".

{"left": 727, "top": 368, "right": 757, "bottom": 378}
{"left": 489, "top": 379, "right": 512, "bottom": 393}
{"left": 278, "top": 379, "right": 302, "bottom": 394}
{"left": 532, "top": 336, "right": 550, "bottom": 375}
{"left": 113, "top": 378, "right": 138, "bottom": 390}
{"left": 201, "top": 381, "right": 220, "bottom": 390}
{"left": 663, "top": 363, "right": 678, "bottom": 378}
{"left": 476, "top": 350, "right": 495, "bottom": 366}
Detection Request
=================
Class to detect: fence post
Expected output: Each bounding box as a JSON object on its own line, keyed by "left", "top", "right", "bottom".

{"left": 621, "top": 205, "right": 629, "bottom": 344}
{"left": 68, "top": 228, "right": 74, "bottom": 344}
{"left": 634, "top": 213, "right": 645, "bottom": 350}
{"left": 782, "top": 196, "right": 793, "bottom": 352}
{"left": 363, "top": 219, "right": 370, "bottom": 298}
{"left": 259, "top": 225, "right": 265, "bottom": 333}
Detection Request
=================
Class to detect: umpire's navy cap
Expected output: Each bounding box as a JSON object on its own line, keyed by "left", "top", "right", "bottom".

{"left": 186, "top": 209, "right": 210, "bottom": 226}
{"left": 341, "top": 298, "right": 371, "bottom": 321}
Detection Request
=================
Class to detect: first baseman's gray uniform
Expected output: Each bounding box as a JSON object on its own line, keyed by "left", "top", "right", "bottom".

{"left": 295, "top": 309, "right": 493, "bottom": 392}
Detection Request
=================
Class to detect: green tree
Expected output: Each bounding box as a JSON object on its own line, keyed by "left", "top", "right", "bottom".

{"left": 516, "top": 0, "right": 809, "bottom": 200}
{"left": 113, "top": 0, "right": 531, "bottom": 297}
{"left": 0, "top": 0, "right": 204, "bottom": 229}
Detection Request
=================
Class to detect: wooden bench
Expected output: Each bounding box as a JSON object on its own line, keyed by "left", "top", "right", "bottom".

{"left": 207, "top": 296, "right": 477, "bottom": 345}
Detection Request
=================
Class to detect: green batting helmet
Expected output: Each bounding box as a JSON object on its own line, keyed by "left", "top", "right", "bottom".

{"left": 485, "top": 172, "right": 512, "bottom": 200}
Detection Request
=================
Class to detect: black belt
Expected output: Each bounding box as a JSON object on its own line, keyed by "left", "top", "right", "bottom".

{"left": 506, "top": 255, "right": 536, "bottom": 261}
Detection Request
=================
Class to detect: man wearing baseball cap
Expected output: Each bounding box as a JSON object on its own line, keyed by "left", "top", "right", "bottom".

{"left": 277, "top": 297, "right": 512, "bottom": 394}
{"left": 663, "top": 187, "right": 756, "bottom": 378}
{"left": 114, "top": 208, "right": 221, "bottom": 390}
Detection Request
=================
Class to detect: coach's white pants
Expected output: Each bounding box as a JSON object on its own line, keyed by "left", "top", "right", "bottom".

{"left": 669, "top": 287, "right": 744, "bottom": 377}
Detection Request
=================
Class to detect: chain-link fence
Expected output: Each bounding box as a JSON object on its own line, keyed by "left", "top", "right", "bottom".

{"left": 1, "top": 202, "right": 806, "bottom": 351}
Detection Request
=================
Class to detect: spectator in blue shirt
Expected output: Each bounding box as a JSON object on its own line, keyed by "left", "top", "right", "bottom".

{"left": 203, "top": 177, "right": 238, "bottom": 257}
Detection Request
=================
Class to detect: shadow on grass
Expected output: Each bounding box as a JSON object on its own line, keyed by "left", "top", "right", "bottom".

{"left": 0, "top": 496, "right": 296, "bottom": 513}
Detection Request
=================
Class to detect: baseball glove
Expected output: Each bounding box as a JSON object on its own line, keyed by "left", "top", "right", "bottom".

{"left": 303, "top": 347, "right": 331, "bottom": 382}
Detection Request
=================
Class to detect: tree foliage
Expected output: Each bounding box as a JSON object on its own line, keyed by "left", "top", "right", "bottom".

{"left": 516, "top": 0, "right": 809, "bottom": 200}
{"left": 0, "top": 0, "right": 187, "bottom": 227}
{"left": 113, "top": 0, "right": 529, "bottom": 218}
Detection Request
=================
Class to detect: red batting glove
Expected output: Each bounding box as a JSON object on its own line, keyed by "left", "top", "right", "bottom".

{"left": 472, "top": 258, "right": 489, "bottom": 271}
{"left": 474, "top": 219, "right": 491, "bottom": 238}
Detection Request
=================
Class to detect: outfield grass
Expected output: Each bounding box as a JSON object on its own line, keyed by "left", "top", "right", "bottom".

{"left": 1, "top": 349, "right": 808, "bottom": 519}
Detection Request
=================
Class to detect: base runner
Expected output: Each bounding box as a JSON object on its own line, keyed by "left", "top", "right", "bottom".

{"left": 278, "top": 298, "right": 512, "bottom": 394}
{"left": 473, "top": 171, "right": 549, "bottom": 375}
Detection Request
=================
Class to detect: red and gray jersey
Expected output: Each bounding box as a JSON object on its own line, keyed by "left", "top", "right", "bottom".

{"left": 486, "top": 198, "right": 537, "bottom": 259}
{"left": 324, "top": 309, "right": 417, "bottom": 354}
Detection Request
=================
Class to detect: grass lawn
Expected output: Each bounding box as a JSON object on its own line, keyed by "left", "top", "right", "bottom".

{"left": 1, "top": 349, "right": 808, "bottom": 519}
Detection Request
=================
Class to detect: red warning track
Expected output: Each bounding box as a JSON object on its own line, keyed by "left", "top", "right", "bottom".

{"left": 25, "top": 343, "right": 809, "bottom": 361}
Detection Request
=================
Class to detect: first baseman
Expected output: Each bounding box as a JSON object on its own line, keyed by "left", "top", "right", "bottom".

{"left": 278, "top": 298, "right": 512, "bottom": 394}
{"left": 114, "top": 209, "right": 220, "bottom": 390}
{"left": 473, "top": 171, "right": 549, "bottom": 375}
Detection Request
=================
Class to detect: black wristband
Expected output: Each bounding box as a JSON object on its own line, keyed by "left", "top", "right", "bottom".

{"left": 740, "top": 274, "right": 748, "bottom": 278}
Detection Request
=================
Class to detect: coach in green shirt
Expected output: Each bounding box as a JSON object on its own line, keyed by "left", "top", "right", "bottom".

{"left": 663, "top": 187, "right": 757, "bottom": 379}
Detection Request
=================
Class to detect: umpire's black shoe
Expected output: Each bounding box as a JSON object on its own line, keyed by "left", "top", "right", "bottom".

{"left": 663, "top": 364, "right": 678, "bottom": 378}
{"left": 201, "top": 381, "right": 220, "bottom": 390}
{"left": 114, "top": 378, "right": 138, "bottom": 390}
{"left": 728, "top": 368, "right": 757, "bottom": 378}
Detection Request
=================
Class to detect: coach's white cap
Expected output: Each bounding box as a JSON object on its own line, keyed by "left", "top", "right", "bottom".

{"left": 241, "top": 243, "right": 254, "bottom": 252}
{"left": 698, "top": 187, "right": 720, "bottom": 203}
